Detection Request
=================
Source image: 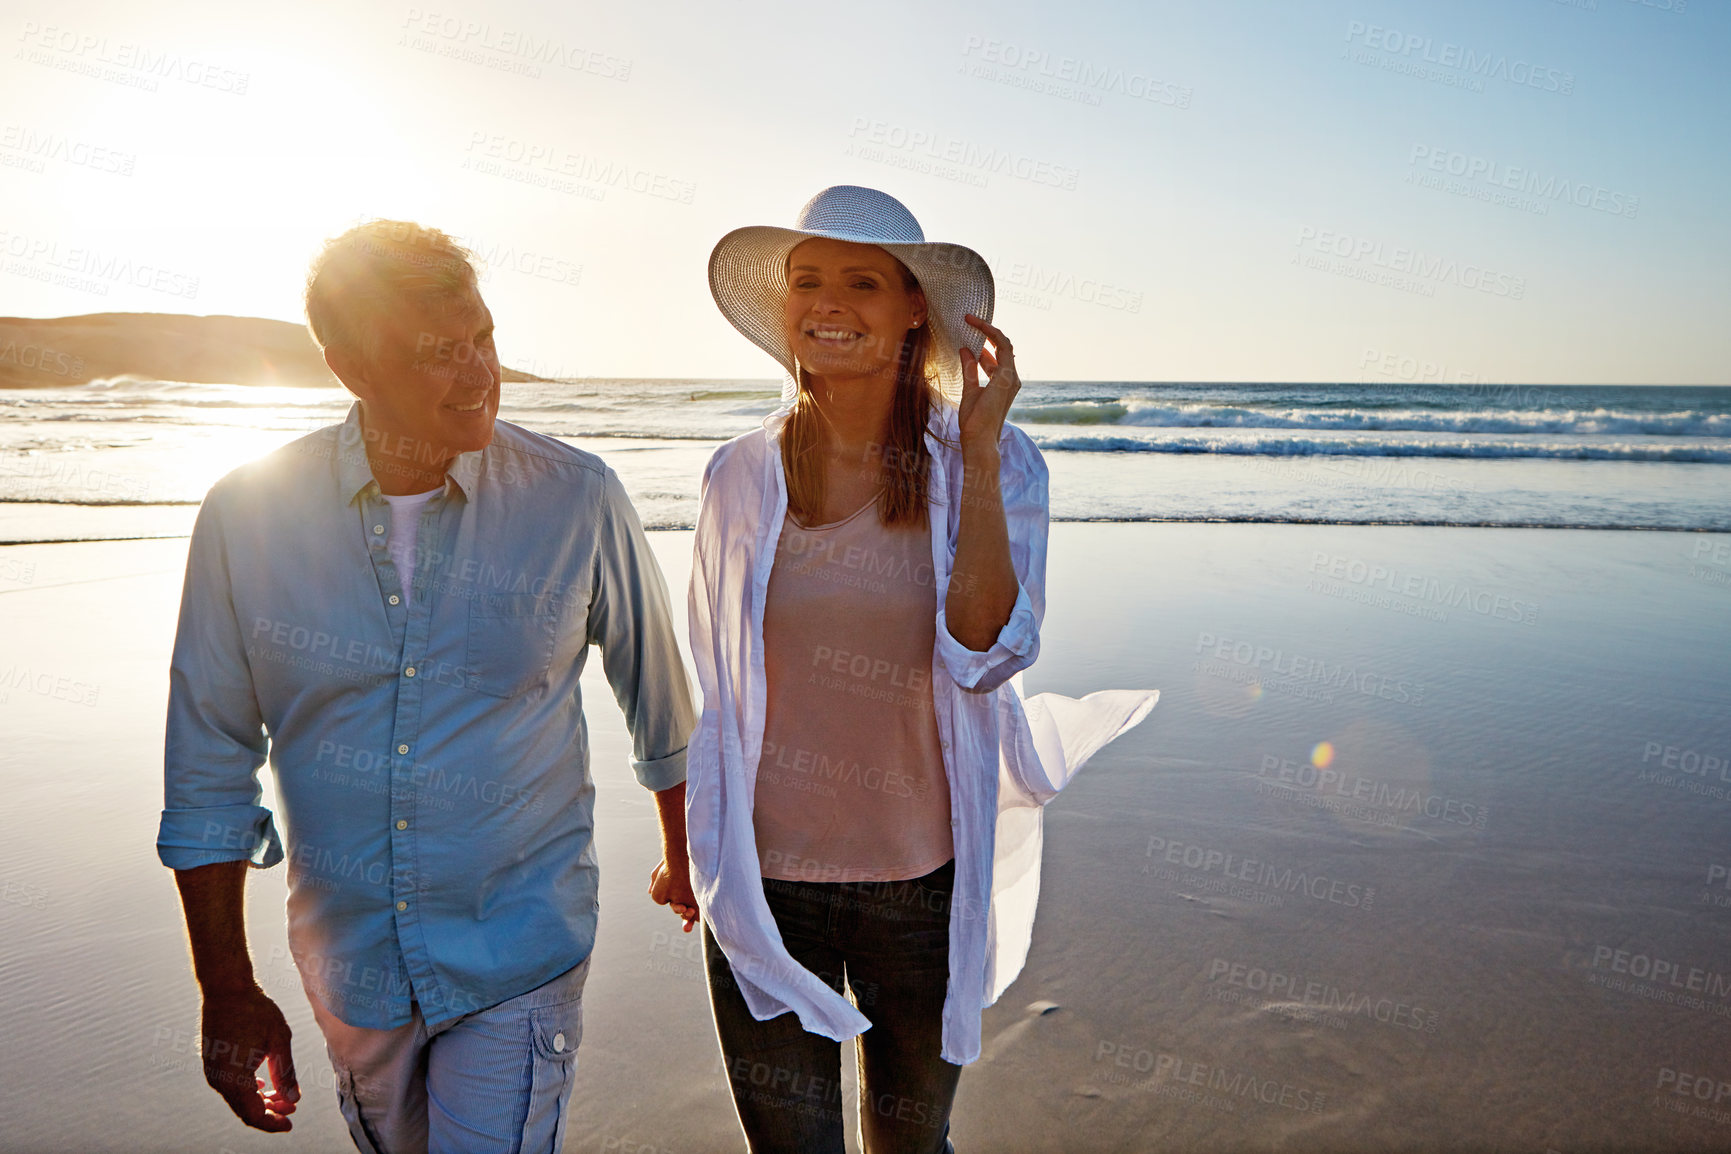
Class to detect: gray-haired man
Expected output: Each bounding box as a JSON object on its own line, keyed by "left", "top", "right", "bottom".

{"left": 157, "top": 221, "right": 697, "bottom": 1152}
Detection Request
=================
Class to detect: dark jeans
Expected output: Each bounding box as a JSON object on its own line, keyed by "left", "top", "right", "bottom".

{"left": 705, "top": 859, "right": 962, "bottom": 1154}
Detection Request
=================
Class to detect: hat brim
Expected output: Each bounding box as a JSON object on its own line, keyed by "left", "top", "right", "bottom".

{"left": 708, "top": 225, "right": 995, "bottom": 402}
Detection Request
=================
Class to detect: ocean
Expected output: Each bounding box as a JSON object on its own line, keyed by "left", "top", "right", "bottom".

{"left": 4, "top": 382, "right": 1731, "bottom": 1151}
{"left": 2, "top": 379, "right": 1728, "bottom": 542}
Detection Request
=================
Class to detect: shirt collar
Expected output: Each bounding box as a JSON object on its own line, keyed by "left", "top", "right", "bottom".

{"left": 761, "top": 406, "right": 792, "bottom": 445}
{"left": 335, "top": 401, "right": 484, "bottom": 504}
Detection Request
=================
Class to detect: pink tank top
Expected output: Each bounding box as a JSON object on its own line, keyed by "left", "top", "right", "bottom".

{"left": 754, "top": 496, "right": 954, "bottom": 883}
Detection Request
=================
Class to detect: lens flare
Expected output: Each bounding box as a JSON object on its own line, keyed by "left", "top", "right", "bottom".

{"left": 1311, "top": 741, "right": 1336, "bottom": 769}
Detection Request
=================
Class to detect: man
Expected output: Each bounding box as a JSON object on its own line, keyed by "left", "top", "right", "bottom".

{"left": 157, "top": 220, "right": 698, "bottom": 1153}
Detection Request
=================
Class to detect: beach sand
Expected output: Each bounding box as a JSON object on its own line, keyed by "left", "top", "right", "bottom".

{"left": 2, "top": 523, "right": 1729, "bottom": 1153}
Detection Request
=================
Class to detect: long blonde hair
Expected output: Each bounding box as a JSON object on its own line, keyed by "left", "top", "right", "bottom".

{"left": 781, "top": 264, "right": 936, "bottom": 527}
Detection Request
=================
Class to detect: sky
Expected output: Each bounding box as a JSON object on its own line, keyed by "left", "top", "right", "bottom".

{"left": 0, "top": 0, "right": 1726, "bottom": 384}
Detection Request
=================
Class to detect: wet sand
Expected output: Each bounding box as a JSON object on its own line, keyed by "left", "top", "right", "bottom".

{"left": 1, "top": 523, "right": 1729, "bottom": 1152}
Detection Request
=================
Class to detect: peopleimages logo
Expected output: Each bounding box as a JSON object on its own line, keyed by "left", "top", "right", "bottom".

{"left": 462, "top": 132, "right": 697, "bottom": 204}
{"left": 1358, "top": 346, "right": 1496, "bottom": 387}
{"left": 1407, "top": 145, "right": 1639, "bottom": 219}
{"left": 0, "top": 664, "right": 100, "bottom": 707}
{"left": 0, "top": 124, "right": 135, "bottom": 175}
{"left": 846, "top": 118, "right": 1081, "bottom": 191}
{"left": 1294, "top": 227, "right": 1525, "bottom": 300}
{"left": 1343, "top": 21, "right": 1575, "bottom": 94}
{"left": 1206, "top": 957, "right": 1440, "bottom": 1033}
{"left": 399, "top": 7, "right": 631, "bottom": 80}
{"left": 1636, "top": 742, "right": 1729, "bottom": 800}
{"left": 958, "top": 36, "right": 1192, "bottom": 109}
{"left": 1004, "top": 262, "right": 1143, "bottom": 313}
{"left": 460, "top": 235, "right": 582, "bottom": 288}
{"left": 0, "top": 229, "right": 201, "bottom": 299}
{"left": 1144, "top": 834, "right": 1376, "bottom": 911}
{"left": 15, "top": 21, "right": 250, "bottom": 94}
{"left": 1092, "top": 1043, "right": 1329, "bottom": 1113}
{"left": 1309, "top": 552, "right": 1540, "bottom": 627}
{"left": 1256, "top": 755, "right": 1489, "bottom": 830}
{"left": 0, "top": 340, "right": 84, "bottom": 378}
{"left": 1590, "top": 945, "right": 1731, "bottom": 1002}
{"left": 1194, "top": 630, "right": 1426, "bottom": 707}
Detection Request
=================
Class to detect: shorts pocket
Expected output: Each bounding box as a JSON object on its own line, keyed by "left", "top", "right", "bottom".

{"left": 332, "top": 1065, "right": 385, "bottom": 1154}
{"left": 464, "top": 591, "right": 559, "bottom": 698}
{"left": 521, "top": 1004, "right": 583, "bottom": 1154}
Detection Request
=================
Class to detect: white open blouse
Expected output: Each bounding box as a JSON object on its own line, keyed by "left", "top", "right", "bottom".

{"left": 685, "top": 403, "right": 1158, "bottom": 1064}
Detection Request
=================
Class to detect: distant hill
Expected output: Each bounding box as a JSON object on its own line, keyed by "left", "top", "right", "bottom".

{"left": 0, "top": 313, "right": 548, "bottom": 389}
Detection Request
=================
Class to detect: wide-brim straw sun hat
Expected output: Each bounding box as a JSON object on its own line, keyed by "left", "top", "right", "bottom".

{"left": 708, "top": 185, "right": 995, "bottom": 403}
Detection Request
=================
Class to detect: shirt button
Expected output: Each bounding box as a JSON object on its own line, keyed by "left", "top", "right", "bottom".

{"left": 388, "top": 595, "right": 401, "bottom": 606}
{"left": 396, "top": 819, "right": 408, "bottom": 831}
{"left": 396, "top": 900, "right": 407, "bottom": 911}
{"left": 553, "top": 1032, "right": 566, "bottom": 1053}
{"left": 404, "top": 666, "right": 417, "bottom": 678}
{"left": 372, "top": 524, "right": 385, "bottom": 535}
{"left": 397, "top": 744, "right": 409, "bottom": 755}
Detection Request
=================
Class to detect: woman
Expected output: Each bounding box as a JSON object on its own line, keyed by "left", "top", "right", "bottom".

{"left": 664, "top": 186, "right": 1156, "bottom": 1153}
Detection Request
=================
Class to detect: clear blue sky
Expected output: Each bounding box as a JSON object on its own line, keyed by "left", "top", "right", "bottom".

{"left": 1, "top": 0, "right": 1725, "bottom": 382}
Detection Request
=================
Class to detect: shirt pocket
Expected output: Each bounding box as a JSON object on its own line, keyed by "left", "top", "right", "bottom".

{"left": 464, "top": 591, "right": 560, "bottom": 698}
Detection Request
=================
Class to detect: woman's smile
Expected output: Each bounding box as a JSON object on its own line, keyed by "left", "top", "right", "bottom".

{"left": 803, "top": 325, "right": 864, "bottom": 347}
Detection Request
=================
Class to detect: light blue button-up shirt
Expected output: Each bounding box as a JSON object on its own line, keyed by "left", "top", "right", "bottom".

{"left": 157, "top": 402, "right": 694, "bottom": 1029}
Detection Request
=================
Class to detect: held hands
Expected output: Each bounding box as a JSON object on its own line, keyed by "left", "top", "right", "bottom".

{"left": 958, "top": 314, "right": 1021, "bottom": 456}
{"left": 649, "top": 858, "right": 699, "bottom": 933}
{"left": 200, "top": 984, "right": 300, "bottom": 1132}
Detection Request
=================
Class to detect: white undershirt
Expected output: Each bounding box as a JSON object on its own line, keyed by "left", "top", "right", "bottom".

{"left": 381, "top": 486, "right": 442, "bottom": 605}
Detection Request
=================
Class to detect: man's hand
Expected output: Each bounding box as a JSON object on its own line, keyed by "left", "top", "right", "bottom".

{"left": 172, "top": 861, "right": 298, "bottom": 1133}
{"left": 200, "top": 984, "right": 300, "bottom": 1132}
{"left": 648, "top": 858, "right": 699, "bottom": 932}
{"left": 649, "top": 781, "right": 698, "bottom": 931}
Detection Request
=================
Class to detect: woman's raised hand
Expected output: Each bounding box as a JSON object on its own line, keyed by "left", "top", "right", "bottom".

{"left": 958, "top": 314, "right": 1021, "bottom": 455}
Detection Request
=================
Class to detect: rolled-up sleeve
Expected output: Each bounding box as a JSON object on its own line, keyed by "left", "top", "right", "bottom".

{"left": 158, "top": 491, "right": 283, "bottom": 870}
{"left": 588, "top": 467, "right": 698, "bottom": 791}
{"left": 935, "top": 426, "right": 1049, "bottom": 694}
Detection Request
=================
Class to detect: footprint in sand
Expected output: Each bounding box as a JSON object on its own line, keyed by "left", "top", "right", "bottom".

{"left": 980, "top": 1000, "right": 1063, "bottom": 1062}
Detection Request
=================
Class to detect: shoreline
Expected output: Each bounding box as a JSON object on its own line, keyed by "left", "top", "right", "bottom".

{"left": 4, "top": 502, "right": 1730, "bottom": 548}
